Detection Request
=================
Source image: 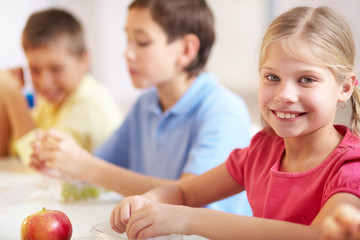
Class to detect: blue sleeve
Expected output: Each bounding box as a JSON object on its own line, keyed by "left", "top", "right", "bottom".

{"left": 93, "top": 115, "right": 130, "bottom": 167}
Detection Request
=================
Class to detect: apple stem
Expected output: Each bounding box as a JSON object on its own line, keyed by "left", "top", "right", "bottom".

{"left": 42, "top": 207, "right": 46, "bottom": 214}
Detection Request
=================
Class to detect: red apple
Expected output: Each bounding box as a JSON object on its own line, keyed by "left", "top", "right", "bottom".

{"left": 21, "top": 207, "right": 72, "bottom": 240}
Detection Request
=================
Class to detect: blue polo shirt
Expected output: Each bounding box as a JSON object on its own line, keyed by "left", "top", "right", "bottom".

{"left": 94, "top": 72, "right": 252, "bottom": 215}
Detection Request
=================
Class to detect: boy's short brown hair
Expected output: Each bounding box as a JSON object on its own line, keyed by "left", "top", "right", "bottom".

{"left": 22, "top": 8, "right": 86, "bottom": 57}
{"left": 129, "top": 0, "right": 215, "bottom": 77}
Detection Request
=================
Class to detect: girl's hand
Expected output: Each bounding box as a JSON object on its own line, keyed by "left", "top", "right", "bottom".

{"left": 110, "top": 195, "right": 152, "bottom": 234}
{"left": 321, "top": 204, "right": 360, "bottom": 240}
{"left": 125, "top": 202, "right": 190, "bottom": 239}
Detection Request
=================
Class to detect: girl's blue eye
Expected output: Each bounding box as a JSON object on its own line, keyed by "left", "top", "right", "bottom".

{"left": 266, "top": 75, "right": 280, "bottom": 81}
{"left": 300, "top": 77, "right": 314, "bottom": 83}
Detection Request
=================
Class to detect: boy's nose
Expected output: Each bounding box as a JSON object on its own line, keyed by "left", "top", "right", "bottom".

{"left": 124, "top": 44, "right": 136, "bottom": 61}
{"left": 37, "top": 72, "right": 53, "bottom": 89}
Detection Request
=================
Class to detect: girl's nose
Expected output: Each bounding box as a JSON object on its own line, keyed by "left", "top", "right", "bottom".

{"left": 274, "top": 81, "right": 298, "bottom": 103}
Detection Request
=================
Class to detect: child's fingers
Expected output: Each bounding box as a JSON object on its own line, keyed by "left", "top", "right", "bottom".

{"left": 35, "top": 130, "right": 46, "bottom": 140}
{"left": 321, "top": 216, "right": 344, "bottom": 240}
{"left": 31, "top": 140, "right": 42, "bottom": 153}
{"left": 38, "top": 140, "right": 60, "bottom": 151}
{"left": 35, "top": 149, "right": 59, "bottom": 165}
{"left": 334, "top": 205, "right": 360, "bottom": 236}
{"left": 126, "top": 208, "right": 152, "bottom": 240}
{"left": 29, "top": 155, "right": 45, "bottom": 168}
{"left": 111, "top": 207, "right": 126, "bottom": 233}
{"left": 45, "top": 129, "right": 68, "bottom": 141}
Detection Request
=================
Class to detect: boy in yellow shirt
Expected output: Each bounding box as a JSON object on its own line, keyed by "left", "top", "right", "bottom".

{"left": 0, "top": 8, "right": 121, "bottom": 166}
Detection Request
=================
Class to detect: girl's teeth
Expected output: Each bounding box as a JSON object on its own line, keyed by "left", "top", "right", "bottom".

{"left": 276, "top": 112, "right": 296, "bottom": 119}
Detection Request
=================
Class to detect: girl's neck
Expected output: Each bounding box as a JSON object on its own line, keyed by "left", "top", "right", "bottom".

{"left": 157, "top": 73, "right": 196, "bottom": 112}
{"left": 280, "top": 124, "right": 343, "bottom": 173}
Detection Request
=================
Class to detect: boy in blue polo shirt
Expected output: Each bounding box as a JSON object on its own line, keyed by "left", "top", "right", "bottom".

{"left": 31, "top": 0, "right": 252, "bottom": 215}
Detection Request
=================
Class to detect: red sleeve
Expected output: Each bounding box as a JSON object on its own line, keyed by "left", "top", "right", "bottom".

{"left": 225, "top": 129, "right": 271, "bottom": 187}
{"left": 323, "top": 160, "right": 360, "bottom": 205}
{"left": 226, "top": 147, "right": 249, "bottom": 186}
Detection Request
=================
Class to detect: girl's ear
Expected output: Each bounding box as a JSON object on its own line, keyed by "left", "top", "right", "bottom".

{"left": 338, "top": 72, "right": 357, "bottom": 103}
{"left": 177, "top": 34, "right": 200, "bottom": 68}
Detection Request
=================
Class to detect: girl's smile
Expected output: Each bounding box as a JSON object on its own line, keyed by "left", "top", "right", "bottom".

{"left": 272, "top": 110, "right": 304, "bottom": 120}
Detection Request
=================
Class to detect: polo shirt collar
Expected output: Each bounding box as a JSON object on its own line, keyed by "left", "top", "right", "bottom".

{"left": 150, "top": 72, "right": 218, "bottom": 117}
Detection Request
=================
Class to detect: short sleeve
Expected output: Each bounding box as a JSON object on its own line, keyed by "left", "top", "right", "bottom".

{"left": 226, "top": 147, "right": 249, "bottom": 187}
{"left": 93, "top": 112, "right": 130, "bottom": 167}
{"left": 323, "top": 160, "right": 360, "bottom": 205}
{"left": 13, "top": 129, "right": 38, "bottom": 169}
{"left": 183, "top": 108, "right": 251, "bottom": 175}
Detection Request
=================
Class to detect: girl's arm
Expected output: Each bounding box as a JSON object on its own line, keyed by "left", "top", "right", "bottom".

{"left": 120, "top": 164, "right": 320, "bottom": 239}
{"left": 125, "top": 203, "right": 320, "bottom": 240}
{"left": 312, "top": 193, "right": 360, "bottom": 240}
{"left": 320, "top": 203, "right": 360, "bottom": 240}
{"left": 110, "top": 163, "right": 246, "bottom": 234}
{"left": 112, "top": 163, "right": 360, "bottom": 239}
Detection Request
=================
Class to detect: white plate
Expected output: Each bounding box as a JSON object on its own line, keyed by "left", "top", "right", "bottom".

{"left": 91, "top": 222, "right": 183, "bottom": 240}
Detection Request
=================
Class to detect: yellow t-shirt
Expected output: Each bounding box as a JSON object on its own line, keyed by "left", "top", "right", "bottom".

{"left": 14, "top": 74, "right": 122, "bottom": 167}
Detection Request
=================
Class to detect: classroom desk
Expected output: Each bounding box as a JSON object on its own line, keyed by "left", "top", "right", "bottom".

{"left": 0, "top": 158, "right": 207, "bottom": 240}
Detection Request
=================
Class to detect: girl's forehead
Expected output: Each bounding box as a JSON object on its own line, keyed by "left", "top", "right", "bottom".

{"left": 263, "top": 38, "right": 324, "bottom": 67}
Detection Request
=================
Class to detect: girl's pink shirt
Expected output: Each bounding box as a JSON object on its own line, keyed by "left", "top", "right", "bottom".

{"left": 226, "top": 125, "right": 360, "bottom": 225}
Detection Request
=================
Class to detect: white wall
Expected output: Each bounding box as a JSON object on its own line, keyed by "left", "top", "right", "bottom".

{"left": 0, "top": 0, "right": 53, "bottom": 68}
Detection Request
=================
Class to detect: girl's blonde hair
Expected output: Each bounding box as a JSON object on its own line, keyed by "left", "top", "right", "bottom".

{"left": 259, "top": 6, "right": 360, "bottom": 136}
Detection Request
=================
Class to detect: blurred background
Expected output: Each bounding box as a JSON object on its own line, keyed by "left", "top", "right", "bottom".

{"left": 0, "top": 0, "right": 359, "bottom": 127}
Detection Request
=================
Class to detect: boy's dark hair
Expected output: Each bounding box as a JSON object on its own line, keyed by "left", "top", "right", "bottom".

{"left": 22, "top": 8, "right": 86, "bottom": 57}
{"left": 129, "top": 0, "right": 215, "bottom": 77}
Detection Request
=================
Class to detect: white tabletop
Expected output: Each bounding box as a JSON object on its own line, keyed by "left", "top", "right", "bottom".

{"left": 0, "top": 158, "right": 207, "bottom": 240}
{"left": 0, "top": 157, "right": 124, "bottom": 239}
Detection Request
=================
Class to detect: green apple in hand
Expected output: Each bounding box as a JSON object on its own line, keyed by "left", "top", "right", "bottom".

{"left": 21, "top": 207, "right": 72, "bottom": 240}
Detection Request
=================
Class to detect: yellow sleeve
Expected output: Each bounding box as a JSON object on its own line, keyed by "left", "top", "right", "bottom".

{"left": 13, "top": 129, "right": 38, "bottom": 170}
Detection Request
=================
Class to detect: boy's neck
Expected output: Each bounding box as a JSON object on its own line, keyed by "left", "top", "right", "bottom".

{"left": 157, "top": 73, "right": 196, "bottom": 112}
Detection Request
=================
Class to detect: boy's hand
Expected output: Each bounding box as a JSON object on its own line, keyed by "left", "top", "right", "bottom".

{"left": 30, "top": 129, "right": 91, "bottom": 179}
{"left": 110, "top": 195, "right": 152, "bottom": 234}
{"left": 321, "top": 204, "right": 360, "bottom": 240}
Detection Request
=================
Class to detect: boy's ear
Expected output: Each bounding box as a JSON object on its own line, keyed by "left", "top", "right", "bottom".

{"left": 80, "top": 50, "right": 90, "bottom": 72}
{"left": 338, "top": 72, "right": 357, "bottom": 103}
{"left": 177, "top": 34, "right": 200, "bottom": 67}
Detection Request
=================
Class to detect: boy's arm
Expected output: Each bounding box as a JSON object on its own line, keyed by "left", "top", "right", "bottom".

{"left": 31, "top": 129, "right": 181, "bottom": 195}
{"left": 0, "top": 70, "right": 35, "bottom": 140}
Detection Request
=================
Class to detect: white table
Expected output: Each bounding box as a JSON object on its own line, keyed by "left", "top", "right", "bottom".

{"left": 0, "top": 158, "right": 207, "bottom": 240}
{"left": 0, "top": 157, "right": 124, "bottom": 239}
